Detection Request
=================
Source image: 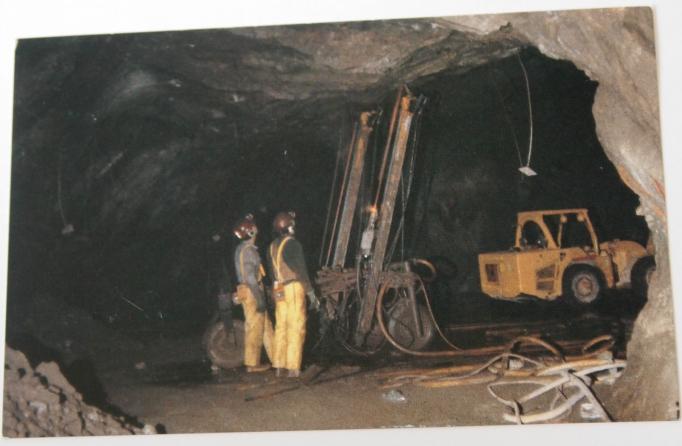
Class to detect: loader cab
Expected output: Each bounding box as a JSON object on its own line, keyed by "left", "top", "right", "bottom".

{"left": 515, "top": 209, "right": 599, "bottom": 253}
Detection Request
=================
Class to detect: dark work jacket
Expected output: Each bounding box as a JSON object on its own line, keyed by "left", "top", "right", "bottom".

{"left": 234, "top": 240, "right": 265, "bottom": 303}
{"left": 268, "top": 235, "right": 313, "bottom": 293}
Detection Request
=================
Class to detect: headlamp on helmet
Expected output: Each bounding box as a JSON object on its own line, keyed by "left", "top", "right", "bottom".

{"left": 233, "top": 213, "right": 258, "bottom": 240}
{"left": 273, "top": 211, "right": 296, "bottom": 235}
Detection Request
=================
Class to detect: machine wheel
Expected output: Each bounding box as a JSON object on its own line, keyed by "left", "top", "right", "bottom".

{"left": 631, "top": 255, "right": 656, "bottom": 300}
{"left": 204, "top": 319, "right": 244, "bottom": 370}
{"left": 381, "top": 286, "right": 435, "bottom": 351}
{"left": 563, "top": 265, "right": 603, "bottom": 305}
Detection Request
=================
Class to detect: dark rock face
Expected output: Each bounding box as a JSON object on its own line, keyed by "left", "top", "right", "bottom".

{"left": 7, "top": 8, "right": 676, "bottom": 421}
{"left": 8, "top": 20, "right": 524, "bottom": 329}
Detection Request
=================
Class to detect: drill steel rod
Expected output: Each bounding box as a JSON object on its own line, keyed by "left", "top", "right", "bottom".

{"left": 358, "top": 96, "right": 415, "bottom": 341}
{"left": 373, "top": 86, "right": 404, "bottom": 207}
{"left": 332, "top": 112, "right": 375, "bottom": 268}
{"left": 319, "top": 141, "right": 344, "bottom": 266}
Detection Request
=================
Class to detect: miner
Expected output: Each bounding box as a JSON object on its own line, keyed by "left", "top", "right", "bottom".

{"left": 232, "top": 214, "right": 274, "bottom": 372}
{"left": 268, "top": 211, "right": 320, "bottom": 378}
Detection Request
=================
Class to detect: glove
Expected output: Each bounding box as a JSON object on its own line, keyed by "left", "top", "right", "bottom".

{"left": 306, "top": 290, "right": 320, "bottom": 311}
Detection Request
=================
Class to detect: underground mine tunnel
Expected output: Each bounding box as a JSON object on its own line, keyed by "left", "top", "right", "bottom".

{"left": 3, "top": 11, "right": 677, "bottom": 436}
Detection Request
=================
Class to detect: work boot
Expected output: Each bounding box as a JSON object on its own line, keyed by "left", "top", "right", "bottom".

{"left": 287, "top": 369, "right": 301, "bottom": 378}
{"left": 246, "top": 364, "right": 270, "bottom": 373}
{"left": 275, "top": 368, "right": 286, "bottom": 378}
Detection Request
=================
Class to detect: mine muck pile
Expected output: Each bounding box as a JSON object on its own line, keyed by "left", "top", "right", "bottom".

{"left": 3, "top": 348, "right": 155, "bottom": 437}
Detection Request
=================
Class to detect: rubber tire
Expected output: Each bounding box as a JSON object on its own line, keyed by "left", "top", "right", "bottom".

{"left": 201, "top": 312, "right": 220, "bottom": 349}
{"left": 631, "top": 255, "right": 655, "bottom": 300}
{"left": 204, "top": 319, "right": 245, "bottom": 370}
{"left": 562, "top": 265, "right": 603, "bottom": 305}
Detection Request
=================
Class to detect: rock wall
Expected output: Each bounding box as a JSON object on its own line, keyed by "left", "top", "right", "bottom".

{"left": 446, "top": 7, "right": 678, "bottom": 420}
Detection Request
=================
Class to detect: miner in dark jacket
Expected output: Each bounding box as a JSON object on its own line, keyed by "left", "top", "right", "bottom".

{"left": 268, "top": 211, "right": 319, "bottom": 378}
{"left": 233, "top": 214, "right": 273, "bottom": 372}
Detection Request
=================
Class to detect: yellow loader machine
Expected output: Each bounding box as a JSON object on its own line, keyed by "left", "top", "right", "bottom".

{"left": 478, "top": 209, "right": 654, "bottom": 304}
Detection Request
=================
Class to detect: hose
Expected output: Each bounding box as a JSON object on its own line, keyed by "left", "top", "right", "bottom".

{"left": 580, "top": 334, "right": 616, "bottom": 358}
{"left": 413, "top": 277, "right": 462, "bottom": 351}
{"left": 376, "top": 281, "right": 489, "bottom": 357}
{"left": 410, "top": 258, "right": 437, "bottom": 283}
{"left": 375, "top": 276, "right": 612, "bottom": 360}
{"left": 507, "top": 336, "right": 563, "bottom": 361}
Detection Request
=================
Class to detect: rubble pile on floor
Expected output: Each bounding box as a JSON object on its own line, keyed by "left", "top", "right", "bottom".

{"left": 3, "top": 348, "right": 154, "bottom": 437}
{"left": 376, "top": 335, "right": 626, "bottom": 424}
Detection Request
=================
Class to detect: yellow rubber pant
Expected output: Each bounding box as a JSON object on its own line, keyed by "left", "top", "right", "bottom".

{"left": 237, "top": 284, "right": 274, "bottom": 367}
{"left": 273, "top": 281, "right": 306, "bottom": 371}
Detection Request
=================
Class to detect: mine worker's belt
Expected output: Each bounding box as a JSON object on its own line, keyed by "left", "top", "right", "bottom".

{"left": 272, "top": 279, "right": 301, "bottom": 301}
{"left": 278, "top": 279, "right": 300, "bottom": 287}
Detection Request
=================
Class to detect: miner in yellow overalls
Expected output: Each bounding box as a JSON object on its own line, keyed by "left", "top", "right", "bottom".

{"left": 232, "top": 214, "right": 274, "bottom": 372}
{"left": 268, "top": 211, "right": 320, "bottom": 378}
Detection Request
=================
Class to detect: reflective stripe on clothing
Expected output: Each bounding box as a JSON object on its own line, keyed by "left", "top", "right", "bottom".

{"left": 269, "top": 236, "right": 293, "bottom": 283}
{"left": 268, "top": 236, "right": 312, "bottom": 291}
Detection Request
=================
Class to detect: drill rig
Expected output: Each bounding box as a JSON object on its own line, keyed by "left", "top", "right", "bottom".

{"left": 205, "top": 87, "right": 451, "bottom": 369}
{"left": 316, "top": 87, "right": 443, "bottom": 355}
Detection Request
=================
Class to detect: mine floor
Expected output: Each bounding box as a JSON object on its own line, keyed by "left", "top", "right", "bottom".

{"left": 91, "top": 291, "right": 642, "bottom": 433}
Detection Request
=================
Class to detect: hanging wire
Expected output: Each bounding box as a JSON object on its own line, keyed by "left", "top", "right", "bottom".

{"left": 324, "top": 121, "right": 358, "bottom": 267}
{"left": 318, "top": 132, "right": 344, "bottom": 266}
{"left": 488, "top": 69, "right": 524, "bottom": 167}
{"left": 516, "top": 50, "right": 534, "bottom": 167}
{"left": 56, "top": 149, "right": 75, "bottom": 235}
